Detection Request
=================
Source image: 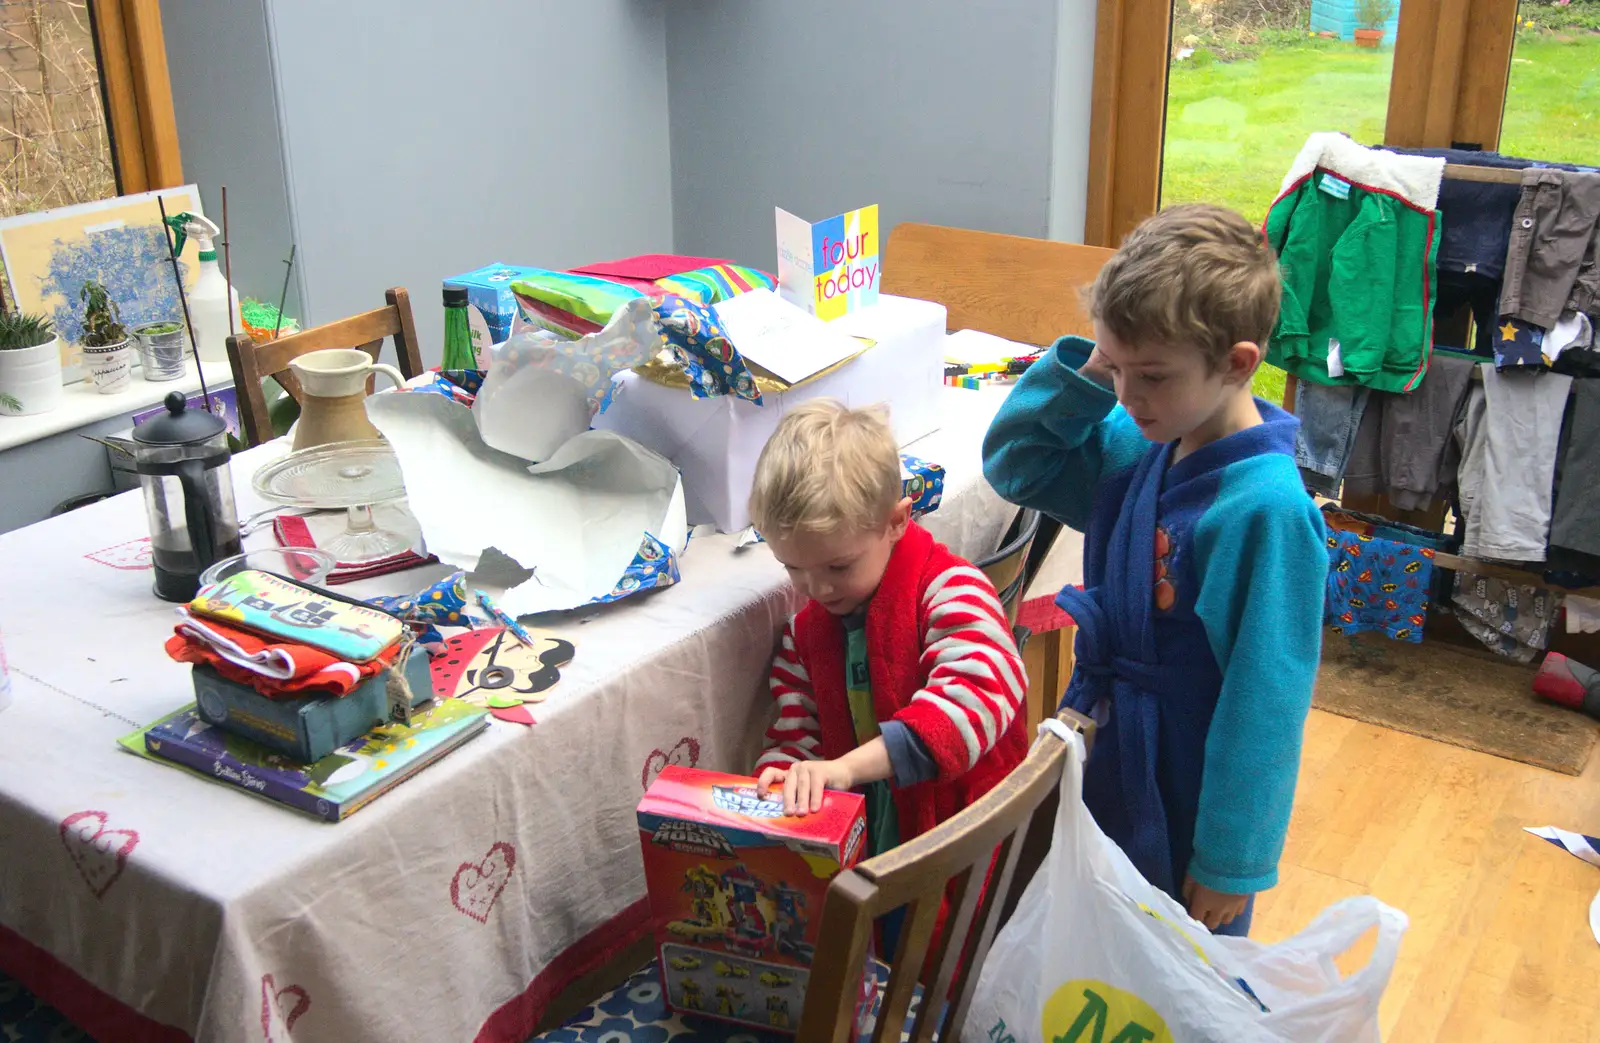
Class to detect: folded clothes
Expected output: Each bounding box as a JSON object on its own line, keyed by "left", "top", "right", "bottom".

{"left": 165, "top": 611, "right": 401, "bottom": 697}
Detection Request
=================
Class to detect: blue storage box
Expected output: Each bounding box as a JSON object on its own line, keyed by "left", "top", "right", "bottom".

{"left": 191, "top": 652, "right": 435, "bottom": 763}
{"left": 443, "top": 263, "right": 547, "bottom": 345}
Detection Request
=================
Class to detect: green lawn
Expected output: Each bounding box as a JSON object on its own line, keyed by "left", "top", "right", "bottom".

{"left": 1159, "top": 31, "right": 1600, "bottom": 402}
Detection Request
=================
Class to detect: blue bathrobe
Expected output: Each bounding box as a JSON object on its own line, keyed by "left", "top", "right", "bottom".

{"left": 982, "top": 336, "right": 1327, "bottom": 935}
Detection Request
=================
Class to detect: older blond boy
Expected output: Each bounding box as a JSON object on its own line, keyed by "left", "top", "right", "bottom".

{"left": 982, "top": 204, "right": 1327, "bottom": 936}
{"left": 750, "top": 401, "right": 1028, "bottom": 883}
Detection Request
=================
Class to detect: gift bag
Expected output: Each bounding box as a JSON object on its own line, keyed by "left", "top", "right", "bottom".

{"left": 964, "top": 724, "right": 1407, "bottom": 1043}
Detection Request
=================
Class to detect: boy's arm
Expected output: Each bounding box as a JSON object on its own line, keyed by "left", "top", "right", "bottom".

{"left": 1189, "top": 465, "right": 1328, "bottom": 895}
{"left": 981, "top": 335, "right": 1149, "bottom": 531}
{"left": 892, "top": 565, "right": 1027, "bottom": 778}
{"left": 754, "top": 617, "right": 824, "bottom": 773}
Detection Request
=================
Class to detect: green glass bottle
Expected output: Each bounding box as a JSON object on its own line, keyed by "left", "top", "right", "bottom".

{"left": 442, "top": 286, "right": 477, "bottom": 371}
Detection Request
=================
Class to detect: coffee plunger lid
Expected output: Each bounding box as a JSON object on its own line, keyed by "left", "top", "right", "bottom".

{"left": 132, "top": 391, "right": 225, "bottom": 446}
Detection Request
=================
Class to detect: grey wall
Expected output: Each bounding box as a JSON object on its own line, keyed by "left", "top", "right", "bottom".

{"left": 1049, "top": 0, "right": 1098, "bottom": 244}
{"left": 665, "top": 0, "right": 1065, "bottom": 269}
{"left": 264, "top": 0, "right": 675, "bottom": 363}
{"left": 160, "top": 0, "right": 302, "bottom": 327}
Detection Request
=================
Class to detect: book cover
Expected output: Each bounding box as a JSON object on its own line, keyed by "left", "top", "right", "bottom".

{"left": 119, "top": 699, "right": 489, "bottom": 822}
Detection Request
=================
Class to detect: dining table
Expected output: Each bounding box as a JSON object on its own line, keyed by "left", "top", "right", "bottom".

{"left": 0, "top": 383, "right": 1018, "bottom": 1043}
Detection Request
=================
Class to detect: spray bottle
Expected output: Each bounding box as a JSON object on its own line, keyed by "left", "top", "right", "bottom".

{"left": 164, "top": 212, "right": 242, "bottom": 364}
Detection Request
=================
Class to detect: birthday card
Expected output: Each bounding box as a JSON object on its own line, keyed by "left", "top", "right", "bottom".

{"left": 775, "top": 204, "right": 880, "bottom": 321}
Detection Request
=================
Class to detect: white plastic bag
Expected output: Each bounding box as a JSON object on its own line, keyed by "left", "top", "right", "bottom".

{"left": 964, "top": 725, "right": 1407, "bottom": 1043}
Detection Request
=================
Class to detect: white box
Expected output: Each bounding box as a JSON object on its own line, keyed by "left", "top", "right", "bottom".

{"left": 593, "top": 295, "right": 946, "bottom": 532}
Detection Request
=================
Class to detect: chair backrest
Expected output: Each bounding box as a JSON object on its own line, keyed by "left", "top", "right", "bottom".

{"left": 226, "top": 287, "right": 425, "bottom": 447}
{"left": 973, "top": 508, "right": 1042, "bottom": 628}
{"left": 795, "top": 710, "right": 1096, "bottom": 1043}
{"left": 882, "top": 223, "right": 1116, "bottom": 347}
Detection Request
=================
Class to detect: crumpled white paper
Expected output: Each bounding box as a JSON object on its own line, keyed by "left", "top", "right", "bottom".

{"left": 474, "top": 296, "right": 660, "bottom": 463}
{"left": 366, "top": 390, "right": 686, "bottom": 615}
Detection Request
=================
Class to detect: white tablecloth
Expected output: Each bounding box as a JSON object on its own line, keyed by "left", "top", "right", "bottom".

{"left": 0, "top": 386, "right": 1015, "bottom": 1043}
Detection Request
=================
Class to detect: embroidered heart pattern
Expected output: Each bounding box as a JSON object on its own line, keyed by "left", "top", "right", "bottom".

{"left": 83, "top": 537, "right": 153, "bottom": 570}
{"left": 260, "top": 974, "right": 310, "bottom": 1041}
{"left": 450, "top": 841, "right": 516, "bottom": 923}
{"left": 641, "top": 736, "right": 701, "bottom": 790}
{"left": 58, "top": 810, "right": 138, "bottom": 898}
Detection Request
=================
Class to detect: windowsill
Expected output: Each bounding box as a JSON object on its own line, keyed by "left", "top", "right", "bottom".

{"left": 0, "top": 359, "right": 235, "bottom": 453}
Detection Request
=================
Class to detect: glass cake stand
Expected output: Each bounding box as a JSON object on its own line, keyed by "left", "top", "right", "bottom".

{"left": 251, "top": 440, "right": 416, "bottom": 564}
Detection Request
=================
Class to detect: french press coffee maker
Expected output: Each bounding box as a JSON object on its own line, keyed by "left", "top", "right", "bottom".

{"left": 133, "top": 391, "right": 243, "bottom": 601}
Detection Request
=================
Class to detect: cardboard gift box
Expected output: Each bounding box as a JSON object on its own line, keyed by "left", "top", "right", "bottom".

{"left": 637, "top": 766, "right": 868, "bottom": 1033}
{"left": 594, "top": 295, "right": 946, "bottom": 532}
{"left": 190, "top": 651, "right": 433, "bottom": 764}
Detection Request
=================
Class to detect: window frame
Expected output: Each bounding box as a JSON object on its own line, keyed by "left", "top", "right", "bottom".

{"left": 89, "top": 0, "right": 183, "bottom": 194}
{"left": 1082, "top": 0, "right": 1522, "bottom": 248}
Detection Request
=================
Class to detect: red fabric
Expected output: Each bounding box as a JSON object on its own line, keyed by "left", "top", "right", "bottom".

{"left": 786, "top": 523, "right": 1029, "bottom": 843}
{"left": 164, "top": 618, "right": 399, "bottom": 697}
{"left": 569, "top": 254, "right": 735, "bottom": 281}
{"left": 1016, "top": 593, "right": 1075, "bottom": 635}
{"left": 272, "top": 515, "right": 435, "bottom": 584}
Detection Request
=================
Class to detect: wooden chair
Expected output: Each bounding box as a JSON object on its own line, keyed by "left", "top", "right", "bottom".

{"left": 529, "top": 710, "right": 1095, "bottom": 1043}
{"left": 882, "top": 223, "right": 1115, "bottom": 347}
{"left": 797, "top": 708, "right": 1095, "bottom": 1043}
{"left": 226, "top": 287, "right": 425, "bottom": 447}
{"left": 973, "top": 508, "right": 1042, "bottom": 629}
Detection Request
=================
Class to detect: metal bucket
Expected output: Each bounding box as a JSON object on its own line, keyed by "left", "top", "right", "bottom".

{"left": 133, "top": 321, "right": 188, "bottom": 381}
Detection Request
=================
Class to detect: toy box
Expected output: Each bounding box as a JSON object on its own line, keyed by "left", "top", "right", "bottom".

{"left": 637, "top": 766, "right": 867, "bottom": 1032}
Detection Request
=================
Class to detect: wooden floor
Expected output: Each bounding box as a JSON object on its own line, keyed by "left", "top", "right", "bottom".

{"left": 1256, "top": 709, "right": 1600, "bottom": 1041}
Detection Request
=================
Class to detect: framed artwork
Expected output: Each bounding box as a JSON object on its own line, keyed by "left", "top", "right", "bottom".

{"left": 0, "top": 185, "right": 205, "bottom": 381}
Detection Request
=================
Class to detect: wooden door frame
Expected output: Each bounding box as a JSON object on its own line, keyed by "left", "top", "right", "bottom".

{"left": 89, "top": 0, "right": 183, "bottom": 193}
{"left": 1083, "top": 0, "right": 1521, "bottom": 248}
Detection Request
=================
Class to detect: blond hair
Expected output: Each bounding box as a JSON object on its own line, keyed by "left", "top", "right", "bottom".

{"left": 1088, "top": 203, "right": 1281, "bottom": 370}
{"left": 749, "top": 399, "right": 901, "bottom": 537}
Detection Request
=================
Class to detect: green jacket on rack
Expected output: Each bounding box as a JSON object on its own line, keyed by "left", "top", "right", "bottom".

{"left": 1264, "top": 133, "right": 1446, "bottom": 394}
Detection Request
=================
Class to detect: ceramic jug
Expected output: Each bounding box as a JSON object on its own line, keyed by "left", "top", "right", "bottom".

{"left": 288, "top": 348, "right": 405, "bottom": 451}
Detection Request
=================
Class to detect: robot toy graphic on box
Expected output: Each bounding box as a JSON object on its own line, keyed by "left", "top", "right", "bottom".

{"left": 770, "top": 881, "right": 814, "bottom": 965}
{"left": 637, "top": 767, "right": 868, "bottom": 1034}
{"left": 719, "top": 862, "right": 771, "bottom": 957}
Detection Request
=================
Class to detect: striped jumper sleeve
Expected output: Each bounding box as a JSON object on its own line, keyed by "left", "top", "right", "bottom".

{"left": 894, "top": 565, "right": 1026, "bottom": 777}
{"left": 755, "top": 616, "right": 822, "bottom": 772}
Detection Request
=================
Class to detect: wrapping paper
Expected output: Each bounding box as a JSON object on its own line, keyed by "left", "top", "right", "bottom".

{"left": 367, "top": 390, "right": 687, "bottom": 617}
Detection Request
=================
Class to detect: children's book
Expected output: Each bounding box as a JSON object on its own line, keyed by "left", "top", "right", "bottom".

{"left": 118, "top": 699, "right": 489, "bottom": 822}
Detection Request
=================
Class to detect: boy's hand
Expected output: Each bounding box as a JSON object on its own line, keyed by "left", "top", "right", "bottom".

{"left": 1182, "top": 875, "right": 1249, "bottom": 931}
{"left": 1078, "top": 344, "right": 1116, "bottom": 389}
{"left": 756, "top": 760, "right": 854, "bottom": 816}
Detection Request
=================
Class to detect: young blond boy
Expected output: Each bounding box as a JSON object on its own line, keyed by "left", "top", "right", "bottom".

{"left": 750, "top": 401, "right": 1028, "bottom": 883}
{"left": 982, "top": 204, "right": 1327, "bottom": 936}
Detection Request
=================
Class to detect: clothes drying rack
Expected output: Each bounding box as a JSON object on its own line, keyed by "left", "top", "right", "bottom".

{"left": 1284, "top": 160, "right": 1600, "bottom": 598}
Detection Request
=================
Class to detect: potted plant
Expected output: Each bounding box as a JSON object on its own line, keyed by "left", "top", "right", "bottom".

{"left": 1354, "top": 0, "right": 1396, "bottom": 47}
{"left": 132, "top": 319, "right": 188, "bottom": 382}
{"left": 0, "top": 310, "right": 61, "bottom": 416}
{"left": 80, "top": 279, "right": 132, "bottom": 395}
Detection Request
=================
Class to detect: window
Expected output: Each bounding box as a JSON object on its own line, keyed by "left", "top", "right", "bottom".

{"left": 1497, "top": 0, "right": 1600, "bottom": 165}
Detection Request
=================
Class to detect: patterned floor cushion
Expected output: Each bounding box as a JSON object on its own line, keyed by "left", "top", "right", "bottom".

{"left": 0, "top": 971, "right": 90, "bottom": 1043}
{"left": 528, "top": 959, "right": 928, "bottom": 1043}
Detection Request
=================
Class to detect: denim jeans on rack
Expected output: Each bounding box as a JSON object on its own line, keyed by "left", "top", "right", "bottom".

{"left": 1293, "top": 381, "right": 1371, "bottom": 497}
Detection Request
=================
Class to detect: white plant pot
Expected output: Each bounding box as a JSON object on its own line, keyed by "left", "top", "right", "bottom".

{"left": 0, "top": 335, "right": 64, "bottom": 416}
{"left": 83, "top": 338, "right": 133, "bottom": 395}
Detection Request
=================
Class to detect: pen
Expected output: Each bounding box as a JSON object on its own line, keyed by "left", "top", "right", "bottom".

{"left": 474, "top": 589, "right": 536, "bottom": 649}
